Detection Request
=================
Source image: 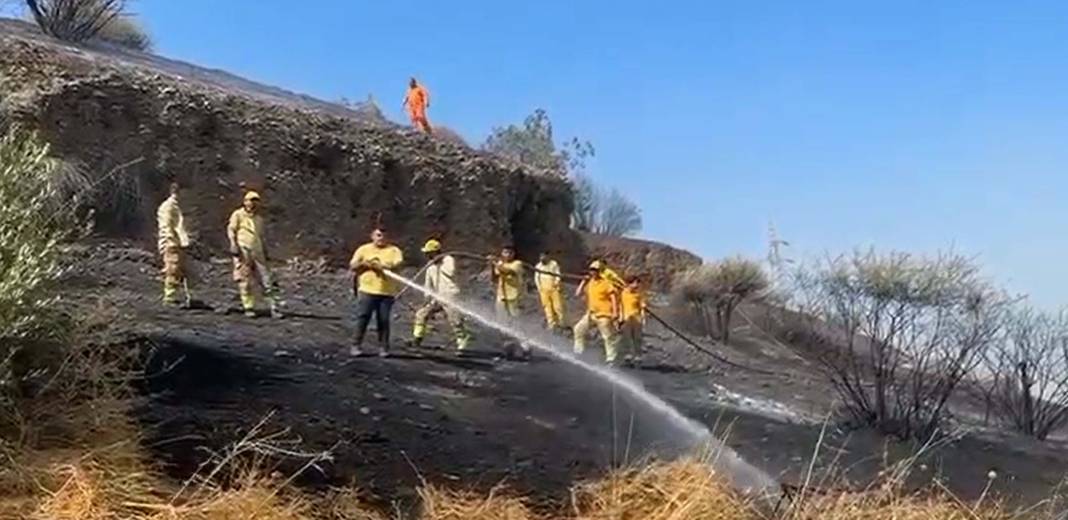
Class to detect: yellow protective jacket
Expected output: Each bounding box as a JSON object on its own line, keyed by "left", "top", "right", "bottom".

{"left": 495, "top": 260, "right": 524, "bottom": 302}
{"left": 534, "top": 260, "right": 562, "bottom": 293}
{"left": 157, "top": 195, "right": 190, "bottom": 252}
{"left": 227, "top": 207, "right": 266, "bottom": 257}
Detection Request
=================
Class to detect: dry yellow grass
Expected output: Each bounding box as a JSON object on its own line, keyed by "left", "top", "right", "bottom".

{"left": 778, "top": 484, "right": 1017, "bottom": 520}
{"left": 317, "top": 487, "right": 388, "bottom": 520}
{"left": 418, "top": 485, "right": 538, "bottom": 520}
{"left": 571, "top": 459, "right": 754, "bottom": 520}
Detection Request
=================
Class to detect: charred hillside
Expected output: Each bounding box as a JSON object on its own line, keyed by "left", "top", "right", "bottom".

{"left": 0, "top": 19, "right": 579, "bottom": 263}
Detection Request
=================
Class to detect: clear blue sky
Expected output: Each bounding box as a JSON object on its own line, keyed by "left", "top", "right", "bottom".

{"left": 127, "top": 1, "right": 1067, "bottom": 307}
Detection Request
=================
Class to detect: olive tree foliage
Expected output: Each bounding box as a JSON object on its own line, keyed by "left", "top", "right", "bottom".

{"left": 791, "top": 250, "right": 1010, "bottom": 439}
{"left": 975, "top": 307, "right": 1068, "bottom": 440}
{"left": 24, "top": 0, "right": 151, "bottom": 51}
{"left": 482, "top": 109, "right": 642, "bottom": 237}
{"left": 672, "top": 257, "right": 769, "bottom": 342}
{"left": 0, "top": 128, "right": 81, "bottom": 341}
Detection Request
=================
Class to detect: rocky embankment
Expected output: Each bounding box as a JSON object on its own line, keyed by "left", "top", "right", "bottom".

{"left": 580, "top": 232, "right": 702, "bottom": 290}
{"left": 0, "top": 19, "right": 579, "bottom": 264}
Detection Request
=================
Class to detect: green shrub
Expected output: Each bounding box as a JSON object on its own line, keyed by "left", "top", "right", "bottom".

{"left": 0, "top": 128, "right": 78, "bottom": 341}
{"left": 672, "top": 257, "right": 769, "bottom": 342}
{"left": 94, "top": 14, "right": 152, "bottom": 51}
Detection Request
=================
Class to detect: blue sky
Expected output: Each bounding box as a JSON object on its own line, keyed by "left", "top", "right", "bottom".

{"left": 108, "top": 2, "right": 1068, "bottom": 306}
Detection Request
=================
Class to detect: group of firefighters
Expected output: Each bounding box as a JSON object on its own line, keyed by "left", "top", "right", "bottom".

{"left": 155, "top": 77, "right": 647, "bottom": 365}
{"left": 157, "top": 184, "right": 648, "bottom": 366}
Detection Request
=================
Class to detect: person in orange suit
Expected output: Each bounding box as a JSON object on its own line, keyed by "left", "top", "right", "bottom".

{"left": 403, "top": 77, "right": 432, "bottom": 134}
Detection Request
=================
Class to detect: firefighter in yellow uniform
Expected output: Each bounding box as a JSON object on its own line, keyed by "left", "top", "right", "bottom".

{"left": 620, "top": 275, "right": 648, "bottom": 362}
{"left": 227, "top": 191, "right": 279, "bottom": 318}
{"left": 573, "top": 261, "right": 622, "bottom": 364}
{"left": 412, "top": 239, "right": 470, "bottom": 351}
{"left": 491, "top": 245, "right": 529, "bottom": 356}
{"left": 157, "top": 182, "right": 191, "bottom": 306}
{"left": 492, "top": 245, "right": 524, "bottom": 318}
{"left": 534, "top": 251, "right": 565, "bottom": 330}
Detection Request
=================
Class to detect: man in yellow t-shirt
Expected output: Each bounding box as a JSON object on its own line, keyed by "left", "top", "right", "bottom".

{"left": 620, "top": 275, "right": 648, "bottom": 362}
{"left": 534, "top": 251, "right": 565, "bottom": 330}
{"left": 349, "top": 227, "right": 404, "bottom": 357}
{"left": 227, "top": 190, "right": 278, "bottom": 318}
{"left": 574, "top": 261, "right": 622, "bottom": 365}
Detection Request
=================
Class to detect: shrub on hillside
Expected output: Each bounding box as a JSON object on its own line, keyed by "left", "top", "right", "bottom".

{"left": 672, "top": 257, "right": 769, "bottom": 342}
{"left": 25, "top": 0, "right": 119, "bottom": 42}
{"left": 93, "top": 13, "right": 151, "bottom": 51}
{"left": 792, "top": 250, "right": 1010, "bottom": 439}
{"left": 0, "top": 128, "right": 79, "bottom": 341}
{"left": 977, "top": 306, "right": 1068, "bottom": 440}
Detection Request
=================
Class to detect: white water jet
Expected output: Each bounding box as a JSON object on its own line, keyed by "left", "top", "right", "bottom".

{"left": 384, "top": 270, "right": 778, "bottom": 494}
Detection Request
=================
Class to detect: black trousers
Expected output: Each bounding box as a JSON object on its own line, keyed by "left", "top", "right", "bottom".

{"left": 354, "top": 292, "right": 395, "bottom": 349}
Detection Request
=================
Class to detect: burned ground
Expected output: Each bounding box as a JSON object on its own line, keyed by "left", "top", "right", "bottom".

{"left": 61, "top": 242, "right": 1068, "bottom": 512}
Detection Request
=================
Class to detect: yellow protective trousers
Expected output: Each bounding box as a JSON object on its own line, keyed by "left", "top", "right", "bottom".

{"left": 621, "top": 316, "right": 643, "bottom": 357}
{"left": 233, "top": 248, "right": 274, "bottom": 311}
{"left": 573, "top": 313, "right": 621, "bottom": 363}
{"left": 161, "top": 246, "right": 184, "bottom": 303}
{"left": 413, "top": 301, "right": 470, "bottom": 350}
{"left": 538, "top": 288, "right": 565, "bottom": 329}
{"left": 496, "top": 298, "right": 520, "bottom": 319}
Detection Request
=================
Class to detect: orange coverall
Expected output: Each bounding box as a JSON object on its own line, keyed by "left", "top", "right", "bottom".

{"left": 404, "top": 85, "right": 432, "bottom": 133}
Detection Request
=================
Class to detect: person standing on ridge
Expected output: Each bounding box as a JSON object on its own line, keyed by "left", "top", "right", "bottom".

{"left": 350, "top": 227, "right": 405, "bottom": 357}
{"left": 412, "top": 238, "right": 470, "bottom": 352}
{"left": 227, "top": 190, "right": 279, "bottom": 318}
{"left": 403, "top": 77, "right": 432, "bottom": 134}
{"left": 573, "top": 261, "right": 622, "bottom": 365}
{"left": 534, "top": 251, "right": 565, "bottom": 331}
{"left": 157, "top": 182, "right": 192, "bottom": 306}
{"left": 620, "top": 274, "right": 648, "bottom": 364}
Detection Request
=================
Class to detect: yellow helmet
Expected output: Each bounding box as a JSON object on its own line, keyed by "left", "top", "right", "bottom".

{"left": 421, "top": 239, "right": 442, "bottom": 253}
{"left": 244, "top": 191, "right": 261, "bottom": 202}
{"left": 588, "top": 260, "right": 604, "bottom": 271}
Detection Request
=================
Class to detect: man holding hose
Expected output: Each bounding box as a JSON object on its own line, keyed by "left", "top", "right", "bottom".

{"left": 574, "top": 260, "right": 623, "bottom": 365}
{"left": 350, "top": 227, "right": 404, "bottom": 357}
{"left": 412, "top": 238, "right": 470, "bottom": 352}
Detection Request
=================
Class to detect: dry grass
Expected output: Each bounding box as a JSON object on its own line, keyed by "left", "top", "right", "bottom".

{"left": 317, "top": 487, "right": 388, "bottom": 520}
{"left": 571, "top": 459, "right": 753, "bottom": 520}
{"left": 779, "top": 487, "right": 1012, "bottom": 520}
{"left": 418, "top": 485, "right": 537, "bottom": 520}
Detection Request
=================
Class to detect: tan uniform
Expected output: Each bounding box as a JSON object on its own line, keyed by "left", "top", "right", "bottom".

{"left": 157, "top": 195, "right": 190, "bottom": 303}
{"left": 228, "top": 207, "right": 272, "bottom": 311}
{"left": 413, "top": 254, "right": 470, "bottom": 349}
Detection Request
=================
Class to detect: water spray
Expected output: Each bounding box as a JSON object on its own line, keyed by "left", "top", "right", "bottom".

{"left": 381, "top": 268, "right": 778, "bottom": 495}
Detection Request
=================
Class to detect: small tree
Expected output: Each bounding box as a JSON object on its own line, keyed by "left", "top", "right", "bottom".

{"left": 795, "top": 250, "right": 1009, "bottom": 439}
{"left": 672, "top": 258, "right": 769, "bottom": 342}
{"left": 594, "top": 188, "right": 642, "bottom": 237}
{"left": 25, "top": 0, "right": 124, "bottom": 42}
{"left": 483, "top": 109, "right": 572, "bottom": 174}
{"left": 980, "top": 307, "right": 1068, "bottom": 440}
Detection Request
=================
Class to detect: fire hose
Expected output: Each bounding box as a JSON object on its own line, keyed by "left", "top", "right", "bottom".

{"left": 389, "top": 249, "right": 776, "bottom": 376}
